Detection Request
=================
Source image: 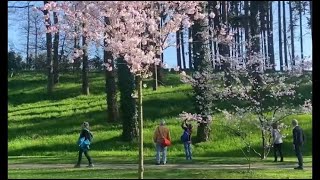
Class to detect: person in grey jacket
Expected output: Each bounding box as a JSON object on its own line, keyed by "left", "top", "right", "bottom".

{"left": 272, "top": 123, "right": 283, "bottom": 162}
{"left": 292, "top": 119, "right": 305, "bottom": 170}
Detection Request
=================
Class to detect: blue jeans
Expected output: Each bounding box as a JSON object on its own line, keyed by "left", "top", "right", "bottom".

{"left": 156, "top": 143, "right": 167, "bottom": 164}
{"left": 183, "top": 142, "right": 192, "bottom": 160}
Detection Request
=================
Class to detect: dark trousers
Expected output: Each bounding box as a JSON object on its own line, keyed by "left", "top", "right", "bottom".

{"left": 77, "top": 148, "right": 92, "bottom": 165}
{"left": 294, "top": 144, "right": 303, "bottom": 167}
{"left": 273, "top": 143, "right": 283, "bottom": 161}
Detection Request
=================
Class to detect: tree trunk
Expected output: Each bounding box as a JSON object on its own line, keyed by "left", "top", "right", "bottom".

{"left": 212, "top": 1, "right": 220, "bottom": 70}
{"left": 250, "top": 1, "right": 260, "bottom": 54}
{"left": 278, "top": 1, "right": 283, "bottom": 71}
{"left": 137, "top": 76, "right": 144, "bottom": 179}
{"left": 219, "top": 1, "right": 230, "bottom": 72}
{"left": 261, "top": 129, "right": 266, "bottom": 159}
{"left": 299, "top": 2, "right": 304, "bottom": 63}
{"left": 176, "top": 30, "right": 182, "bottom": 69}
{"left": 192, "top": 2, "right": 212, "bottom": 142}
{"left": 27, "top": 4, "right": 30, "bottom": 69}
{"left": 180, "top": 26, "right": 187, "bottom": 70}
{"left": 82, "top": 23, "right": 90, "bottom": 95}
{"left": 244, "top": 1, "right": 250, "bottom": 62}
{"left": 35, "top": 21, "right": 38, "bottom": 61}
{"left": 53, "top": 11, "right": 60, "bottom": 84}
{"left": 282, "top": 1, "right": 288, "bottom": 69}
{"left": 104, "top": 17, "right": 118, "bottom": 123}
{"left": 188, "top": 27, "right": 193, "bottom": 70}
{"left": 267, "top": 1, "right": 275, "bottom": 71}
{"left": 208, "top": 1, "right": 214, "bottom": 67}
{"left": 43, "top": 1, "right": 53, "bottom": 94}
{"left": 118, "top": 57, "right": 138, "bottom": 141}
{"left": 309, "top": 1, "right": 312, "bottom": 36}
{"left": 289, "top": 1, "right": 295, "bottom": 66}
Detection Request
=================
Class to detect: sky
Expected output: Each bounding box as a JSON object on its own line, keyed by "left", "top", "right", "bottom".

{"left": 8, "top": 1, "right": 312, "bottom": 71}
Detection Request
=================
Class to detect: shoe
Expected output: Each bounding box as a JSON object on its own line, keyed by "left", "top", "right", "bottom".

{"left": 155, "top": 162, "right": 160, "bottom": 165}
{"left": 161, "top": 162, "right": 166, "bottom": 165}
{"left": 294, "top": 166, "right": 303, "bottom": 170}
{"left": 280, "top": 159, "right": 283, "bottom": 162}
{"left": 273, "top": 160, "right": 277, "bottom": 162}
{"left": 87, "top": 164, "right": 94, "bottom": 168}
{"left": 74, "top": 164, "right": 80, "bottom": 168}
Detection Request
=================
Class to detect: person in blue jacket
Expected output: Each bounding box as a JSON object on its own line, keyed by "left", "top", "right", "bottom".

{"left": 181, "top": 120, "right": 192, "bottom": 160}
{"left": 74, "top": 121, "right": 94, "bottom": 168}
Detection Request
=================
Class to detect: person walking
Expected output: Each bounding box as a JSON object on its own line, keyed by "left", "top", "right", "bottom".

{"left": 74, "top": 121, "right": 94, "bottom": 168}
{"left": 153, "top": 120, "right": 171, "bottom": 165}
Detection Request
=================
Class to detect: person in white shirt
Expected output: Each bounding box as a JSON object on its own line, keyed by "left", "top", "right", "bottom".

{"left": 272, "top": 123, "right": 283, "bottom": 162}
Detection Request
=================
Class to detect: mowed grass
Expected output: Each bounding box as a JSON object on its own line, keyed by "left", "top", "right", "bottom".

{"left": 8, "top": 71, "right": 312, "bottom": 178}
{"left": 8, "top": 168, "right": 312, "bottom": 179}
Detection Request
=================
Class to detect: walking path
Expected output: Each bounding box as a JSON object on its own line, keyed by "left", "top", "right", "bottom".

{"left": 8, "top": 163, "right": 312, "bottom": 170}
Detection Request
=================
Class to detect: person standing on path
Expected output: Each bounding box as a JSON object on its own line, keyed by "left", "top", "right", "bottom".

{"left": 181, "top": 120, "right": 192, "bottom": 160}
{"left": 292, "top": 119, "right": 305, "bottom": 170}
{"left": 271, "top": 122, "right": 284, "bottom": 162}
{"left": 74, "top": 121, "right": 94, "bottom": 168}
{"left": 153, "top": 120, "right": 171, "bottom": 165}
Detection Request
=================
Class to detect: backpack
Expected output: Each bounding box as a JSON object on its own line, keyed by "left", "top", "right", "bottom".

{"left": 180, "top": 130, "right": 189, "bottom": 142}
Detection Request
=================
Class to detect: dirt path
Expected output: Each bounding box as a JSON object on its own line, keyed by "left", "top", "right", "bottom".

{"left": 8, "top": 163, "right": 312, "bottom": 170}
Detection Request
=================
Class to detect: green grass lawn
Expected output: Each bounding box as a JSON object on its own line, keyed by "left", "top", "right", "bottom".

{"left": 8, "top": 71, "right": 312, "bottom": 179}
{"left": 8, "top": 168, "right": 312, "bottom": 179}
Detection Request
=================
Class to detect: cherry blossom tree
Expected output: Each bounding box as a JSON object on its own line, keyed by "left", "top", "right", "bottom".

{"left": 41, "top": 1, "right": 207, "bottom": 178}
{"left": 179, "top": 52, "right": 312, "bottom": 159}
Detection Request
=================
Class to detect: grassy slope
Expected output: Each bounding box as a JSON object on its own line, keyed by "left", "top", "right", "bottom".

{"left": 8, "top": 71, "right": 312, "bottom": 159}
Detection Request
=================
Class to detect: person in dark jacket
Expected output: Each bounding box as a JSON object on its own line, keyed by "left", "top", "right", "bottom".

{"left": 181, "top": 120, "right": 192, "bottom": 160}
{"left": 74, "top": 121, "right": 94, "bottom": 168}
{"left": 292, "top": 119, "right": 305, "bottom": 170}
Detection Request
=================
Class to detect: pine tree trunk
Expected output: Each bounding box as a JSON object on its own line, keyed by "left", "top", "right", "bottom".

{"left": 53, "top": 11, "right": 60, "bottom": 84}
{"left": 213, "top": 1, "right": 219, "bottom": 70}
{"left": 244, "top": 1, "right": 250, "bottom": 62}
{"left": 267, "top": 1, "right": 275, "bottom": 71}
{"left": 180, "top": 27, "right": 187, "bottom": 70}
{"left": 289, "top": 1, "right": 295, "bottom": 66}
{"left": 82, "top": 23, "right": 90, "bottom": 95}
{"left": 27, "top": 4, "right": 30, "bottom": 69}
{"left": 278, "top": 1, "right": 283, "bottom": 71}
{"left": 188, "top": 27, "right": 193, "bottom": 70}
{"left": 250, "top": 1, "right": 260, "bottom": 54}
{"left": 176, "top": 30, "right": 182, "bottom": 69}
{"left": 282, "top": 1, "right": 288, "bottom": 69}
{"left": 299, "top": 2, "right": 304, "bottom": 62}
{"left": 43, "top": 1, "right": 53, "bottom": 94}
